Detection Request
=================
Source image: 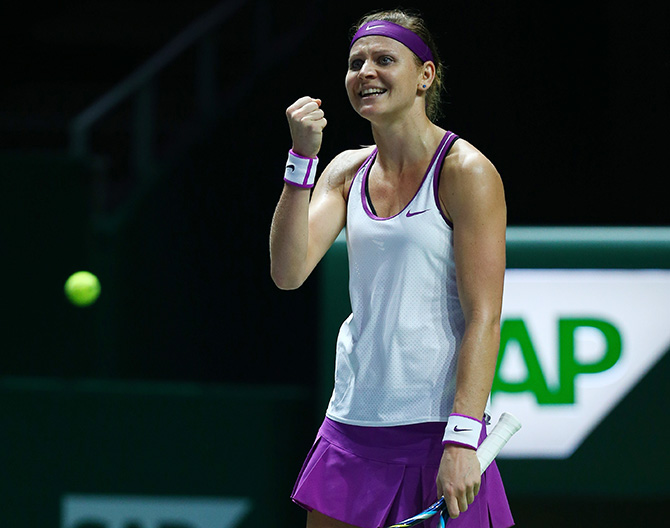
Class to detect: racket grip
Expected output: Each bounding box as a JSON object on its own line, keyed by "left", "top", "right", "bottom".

{"left": 476, "top": 412, "right": 521, "bottom": 474}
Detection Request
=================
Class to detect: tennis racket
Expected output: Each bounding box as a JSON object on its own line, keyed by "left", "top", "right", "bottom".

{"left": 385, "top": 412, "right": 522, "bottom": 528}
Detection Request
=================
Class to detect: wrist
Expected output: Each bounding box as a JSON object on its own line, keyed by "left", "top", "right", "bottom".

{"left": 290, "top": 145, "right": 318, "bottom": 158}
{"left": 442, "top": 413, "right": 483, "bottom": 450}
{"left": 284, "top": 149, "right": 319, "bottom": 189}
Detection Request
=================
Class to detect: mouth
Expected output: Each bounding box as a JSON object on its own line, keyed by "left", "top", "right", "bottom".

{"left": 359, "top": 87, "right": 387, "bottom": 99}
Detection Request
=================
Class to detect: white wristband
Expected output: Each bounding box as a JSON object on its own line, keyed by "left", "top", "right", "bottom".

{"left": 442, "top": 414, "right": 483, "bottom": 450}
{"left": 284, "top": 149, "right": 318, "bottom": 189}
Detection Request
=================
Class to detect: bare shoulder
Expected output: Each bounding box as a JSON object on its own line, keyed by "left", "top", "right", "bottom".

{"left": 440, "top": 139, "right": 505, "bottom": 221}
{"left": 443, "top": 139, "right": 501, "bottom": 183}
{"left": 317, "top": 146, "right": 375, "bottom": 198}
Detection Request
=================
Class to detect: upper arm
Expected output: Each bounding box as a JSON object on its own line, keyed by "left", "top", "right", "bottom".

{"left": 303, "top": 148, "right": 370, "bottom": 276}
{"left": 441, "top": 144, "right": 506, "bottom": 323}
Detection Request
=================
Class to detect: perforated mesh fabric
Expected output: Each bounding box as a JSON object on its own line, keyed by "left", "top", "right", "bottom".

{"left": 326, "top": 132, "right": 465, "bottom": 426}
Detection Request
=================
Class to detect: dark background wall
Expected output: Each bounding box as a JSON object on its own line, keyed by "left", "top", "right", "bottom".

{"left": 2, "top": 0, "right": 668, "bottom": 385}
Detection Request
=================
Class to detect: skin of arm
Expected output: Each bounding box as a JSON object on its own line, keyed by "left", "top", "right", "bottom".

{"left": 270, "top": 151, "right": 353, "bottom": 289}
{"left": 269, "top": 96, "right": 373, "bottom": 289}
{"left": 435, "top": 140, "right": 507, "bottom": 519}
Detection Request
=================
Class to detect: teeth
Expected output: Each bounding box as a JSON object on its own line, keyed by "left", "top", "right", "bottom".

{"left": 361, "top": 88, "right": 386, "bottom": 96}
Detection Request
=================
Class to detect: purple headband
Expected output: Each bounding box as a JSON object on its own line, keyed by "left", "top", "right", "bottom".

{"left": 350, "top": 20, "right": 434, "bottom": 64}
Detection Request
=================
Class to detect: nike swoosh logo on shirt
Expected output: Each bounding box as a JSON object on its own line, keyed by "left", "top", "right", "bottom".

{"left": 406, "top": 209, "right": 429, "bottom": 217}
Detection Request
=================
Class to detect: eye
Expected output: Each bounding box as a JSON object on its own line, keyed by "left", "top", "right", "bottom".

{"left": 349, "top": 58, "right": 363, "bottom": 71}
{"left": 378, "top": 55, "right": 394, "bottom": 65}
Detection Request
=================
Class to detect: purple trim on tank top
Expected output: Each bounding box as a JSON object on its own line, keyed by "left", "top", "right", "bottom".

{"left": 347, "top": 149, "right": 378, "bottom": 207}
{"left": 432, "top": 133, "right": 459, "bottom": 229}
{"left": 360, "top": 132, "right": 455, "bottom": 221}
{"left": 359, "top": 155, "right": 378, "bottom": 218}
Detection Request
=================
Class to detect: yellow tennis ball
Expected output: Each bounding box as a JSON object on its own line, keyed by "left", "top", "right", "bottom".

{"left": 64, "top": 271, "right": 101, "bottom": 307}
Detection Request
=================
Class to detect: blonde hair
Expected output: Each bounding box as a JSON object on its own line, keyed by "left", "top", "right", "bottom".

{"left": 351, "top": 9, "right": 445, "bottom": 122}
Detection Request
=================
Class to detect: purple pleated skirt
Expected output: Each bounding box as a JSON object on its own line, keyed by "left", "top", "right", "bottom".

{"left": 291, "top": 417, "right": 514, "bottom": 528}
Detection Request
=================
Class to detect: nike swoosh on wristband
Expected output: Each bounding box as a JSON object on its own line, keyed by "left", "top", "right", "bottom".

{"left": 286, "top": 164, "right": 295, "bottom": 172}
{"left": 406, "top": 209, "right": 429, "bottom": 217}
{"left": 453, "top": 426, "right": 473, "bottom": 432}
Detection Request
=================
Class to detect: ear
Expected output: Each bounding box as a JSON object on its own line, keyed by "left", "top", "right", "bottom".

{"left": 419, "top": 61, "right": 436, "bottom": 91}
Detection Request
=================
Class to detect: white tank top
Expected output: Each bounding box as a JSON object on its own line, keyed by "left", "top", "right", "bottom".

{"left": 326, "top": 131, "right": 466, "bottom": 426}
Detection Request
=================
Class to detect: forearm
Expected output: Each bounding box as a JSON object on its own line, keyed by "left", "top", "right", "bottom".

{"left": 269, "top": 184, "right": 311, "bottom": 290}
{"left": 437, "top": 317, "right": 500, "bottom": 516}
{"left": 271, "top": 96, "right": 329, "bottom": 289}
{"left": 451, "top": 317, "right": 501, "bottom": 420}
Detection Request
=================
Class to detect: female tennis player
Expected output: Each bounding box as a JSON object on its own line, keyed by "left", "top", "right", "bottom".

{"left": 270, "top": 8, "right": 513, "bottom": 528}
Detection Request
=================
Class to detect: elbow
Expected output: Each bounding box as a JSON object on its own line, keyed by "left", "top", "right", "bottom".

{"left": 273, "top": 277, "right": 303, "bottom": 291}
{"left": 465, "top": 308, "right": 502, "bottom": 332}
{"left": 270, "top": 267, "right": 305, "bottom": 291}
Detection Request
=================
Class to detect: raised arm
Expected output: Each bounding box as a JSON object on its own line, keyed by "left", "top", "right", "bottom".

{"left": 436, "top": 140, "right": 507, "bottom": 519}
{"left": 270, "top": 96, "right": 363, "bottom": 290}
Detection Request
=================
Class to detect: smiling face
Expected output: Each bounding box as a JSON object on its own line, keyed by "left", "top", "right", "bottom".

{"left": 346, "top": 36, "right": 429, "bottom": 124}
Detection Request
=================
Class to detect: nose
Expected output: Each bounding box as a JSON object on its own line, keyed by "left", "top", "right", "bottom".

{"left": 358, "top": 59, "right": 377, "bottom": 79}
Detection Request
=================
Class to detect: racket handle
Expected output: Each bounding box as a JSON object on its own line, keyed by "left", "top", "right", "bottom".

{"left": 476, "top": 412, "right": 521, "bottom": 474}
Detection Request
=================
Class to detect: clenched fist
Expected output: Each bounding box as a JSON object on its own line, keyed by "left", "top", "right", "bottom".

{"left": 286, "top": 96, "right": 327, "bottom": 159}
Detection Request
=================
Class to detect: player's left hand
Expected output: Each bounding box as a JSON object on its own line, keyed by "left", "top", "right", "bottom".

{"left": 436, "top": 444, "right": 481, "bottom": 519}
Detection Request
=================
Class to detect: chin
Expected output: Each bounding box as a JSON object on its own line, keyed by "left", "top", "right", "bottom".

{"left": 355, "top": 100, "right": 386, "bottom": 120}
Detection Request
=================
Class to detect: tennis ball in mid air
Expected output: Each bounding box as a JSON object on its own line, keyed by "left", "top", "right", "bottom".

{"left": 64, "top": 271, "right": 101, "bottom": 307}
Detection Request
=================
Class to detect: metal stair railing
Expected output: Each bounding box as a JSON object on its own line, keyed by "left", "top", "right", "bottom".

{"left": 66, "top": 0, "right": 323, "bottom": 377}
{"left": 70, "top": 0, "right": 247, "bottom": 164}
{"left": 69, "top": 0, "right": 322, "bottom": 229}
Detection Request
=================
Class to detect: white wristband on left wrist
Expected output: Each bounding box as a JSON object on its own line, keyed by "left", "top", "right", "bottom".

{"left": 442, "top": 413, "right": 482, "bottom": 450}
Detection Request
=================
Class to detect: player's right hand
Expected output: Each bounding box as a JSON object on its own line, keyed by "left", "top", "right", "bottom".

{"left": 286, "top": 96, "right": 327, "bottom": 159}
{"left": 437, "top": 444, "right": 481, "bottom": 519}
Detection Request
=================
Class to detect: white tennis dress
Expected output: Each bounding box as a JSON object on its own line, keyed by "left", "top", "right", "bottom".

{"left": 326, "top": 131, "right": 467, "bottom": 427}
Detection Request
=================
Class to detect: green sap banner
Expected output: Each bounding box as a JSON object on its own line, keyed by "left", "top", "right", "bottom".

{"left": 491, "top": 269, "right": 670, "bottom": 458}
{"left": 318, "top": 227, "right": 670, "bottom": 469}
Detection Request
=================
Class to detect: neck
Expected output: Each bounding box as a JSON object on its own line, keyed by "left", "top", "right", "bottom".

{"left": 370, "top": 111, "right": 442, "bottom": 171}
